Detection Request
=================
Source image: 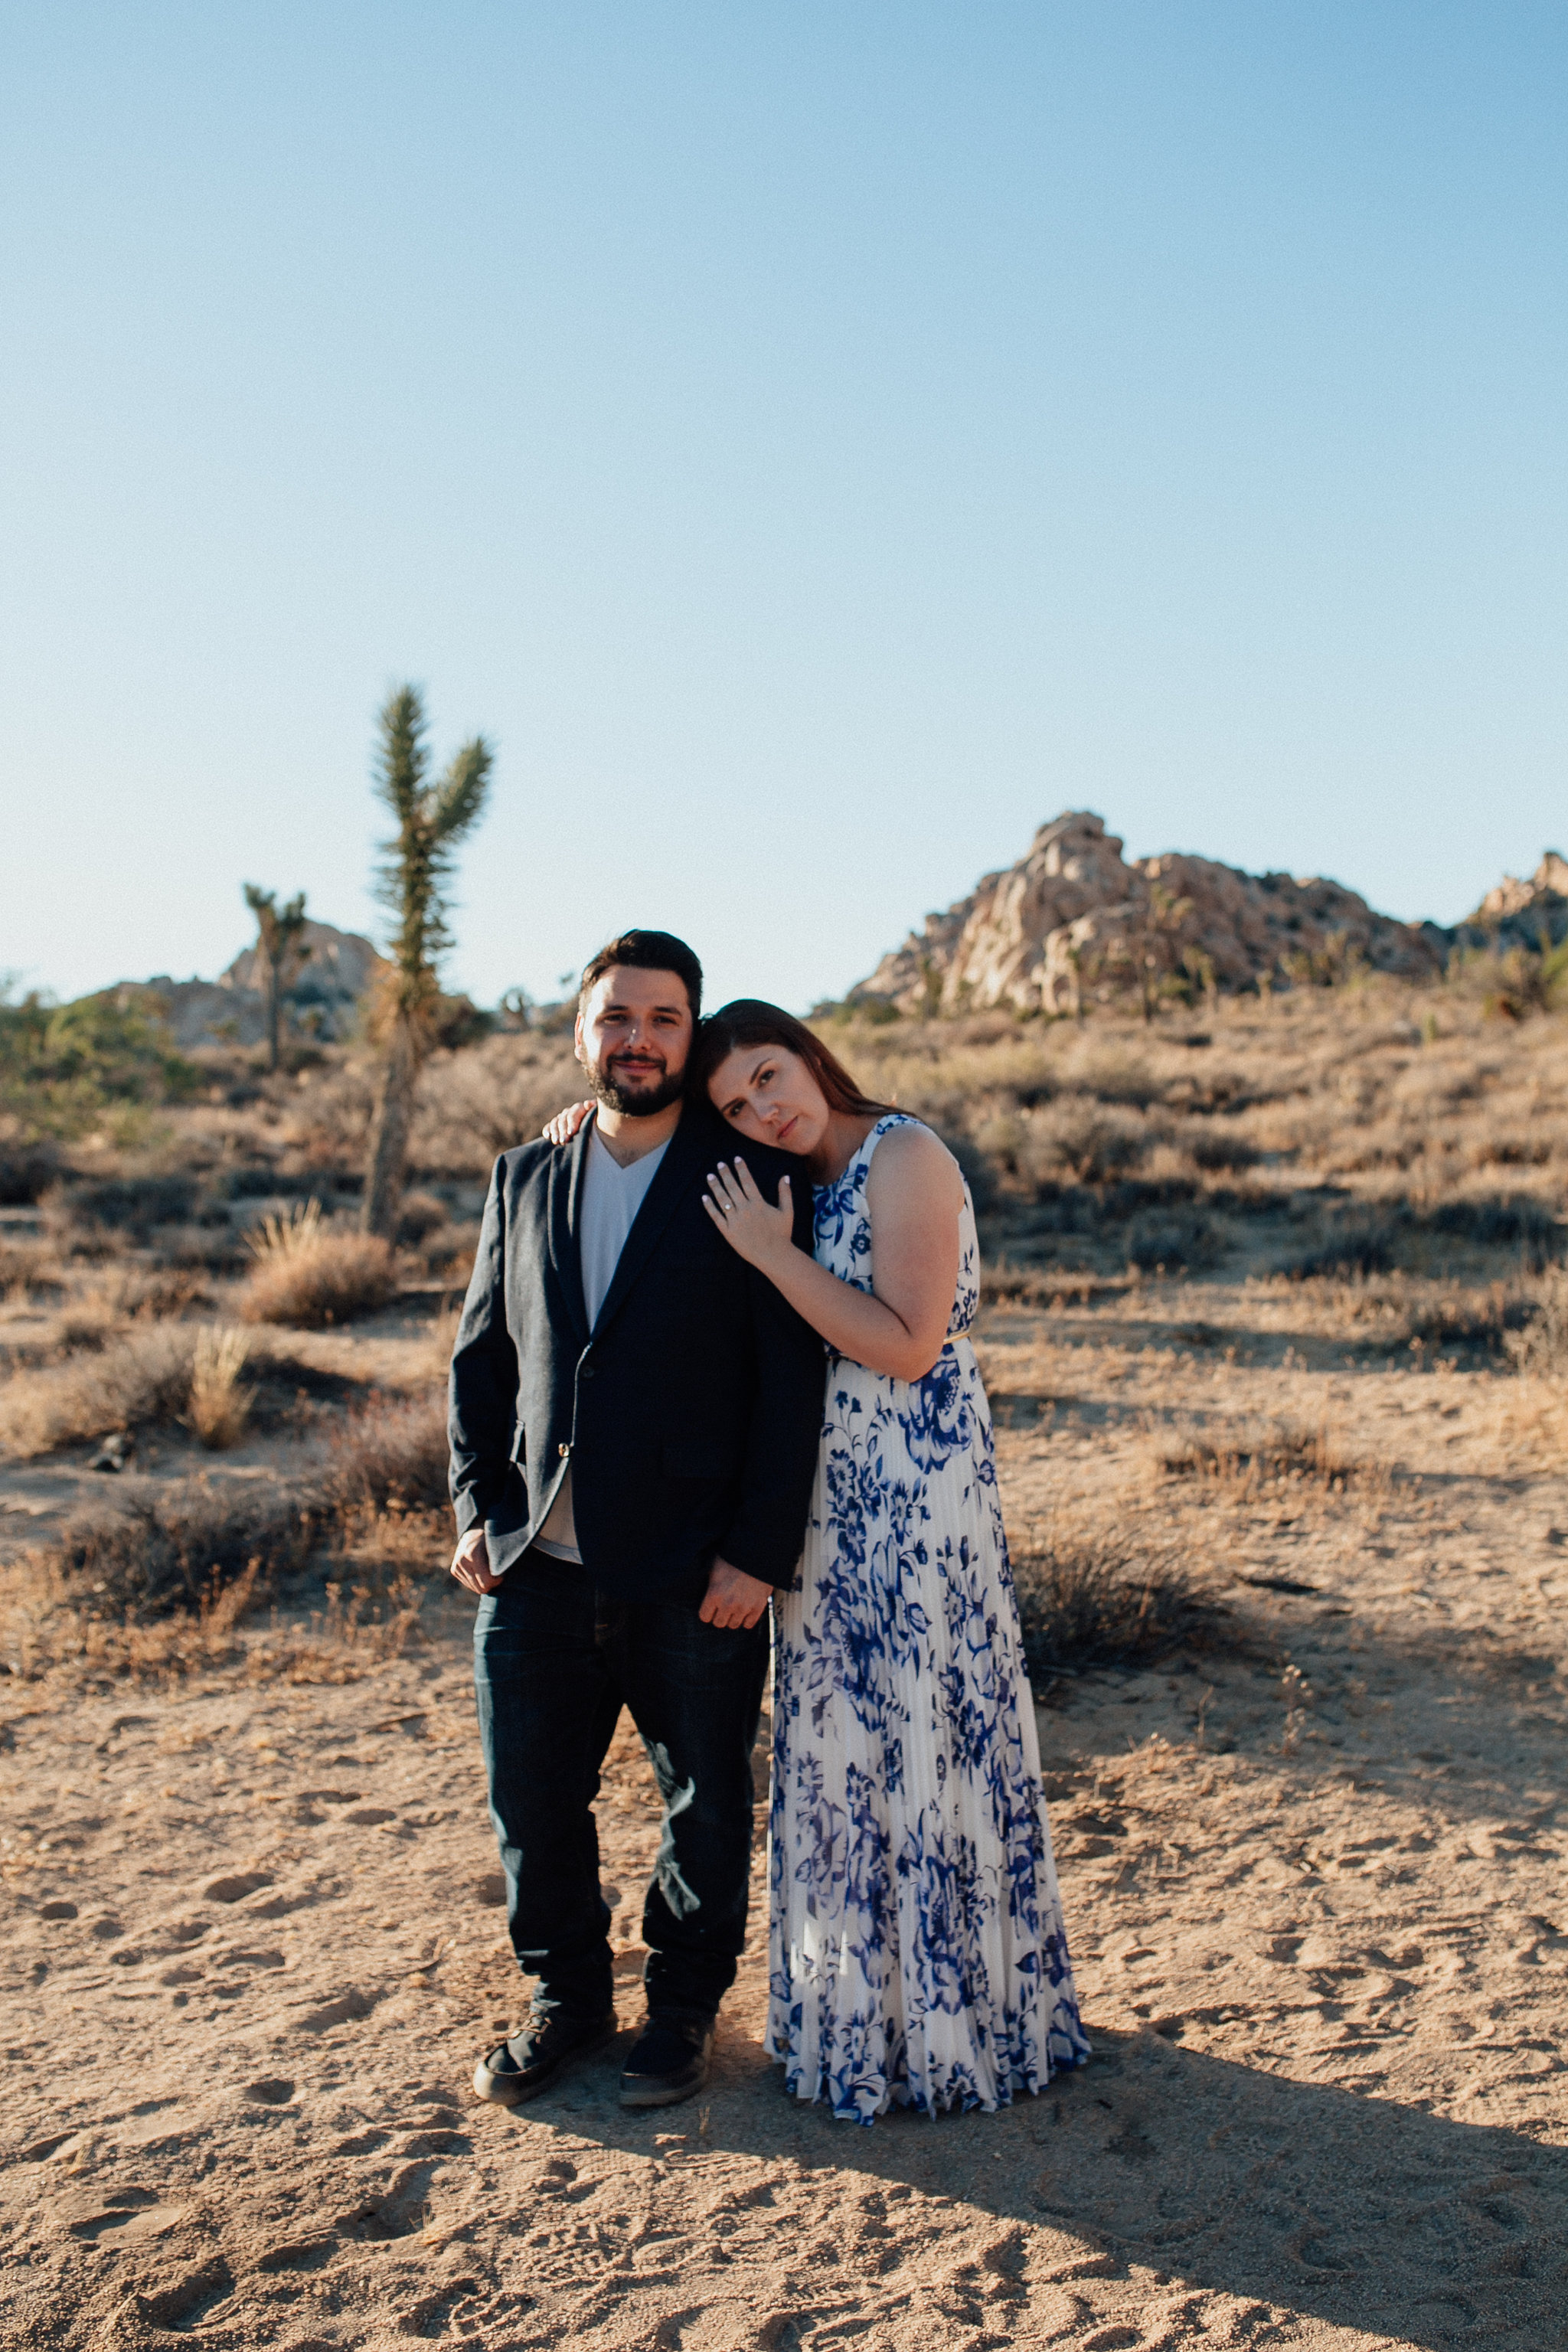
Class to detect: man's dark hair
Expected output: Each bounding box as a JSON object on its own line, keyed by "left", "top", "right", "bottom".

{"left": 579, "top": 930, "right": 703, "bottom": 1020}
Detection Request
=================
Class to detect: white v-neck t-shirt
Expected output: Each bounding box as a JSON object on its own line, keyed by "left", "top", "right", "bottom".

{"left": 534, "top": 1122, "right": 671, "bottom": 1564}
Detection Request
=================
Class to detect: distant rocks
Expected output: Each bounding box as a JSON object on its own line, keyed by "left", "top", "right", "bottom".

{"left": 1454, "top": 853, "right": 1568, "bottom": 956}
{"left": 115, "top": 921, "right": 388, "bottom": 1050}
{"left": 851, "top": 812, "right": 1449, "bottom": 1016}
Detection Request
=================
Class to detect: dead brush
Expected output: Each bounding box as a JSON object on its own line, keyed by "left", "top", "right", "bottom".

{"left": 0, "top": 1551, "right": 268, "bottom": 1690}
{"left": 0, "top": 1322, "right": 198, "bottom": 1459}
{"left": 1161, "top": 1416, "right": 1357, "bottom": 1498}
{"left": 186, "top": 1325, "right": 254, "bottom": 1449}
{"left": 241, "top": 1576, "right": 426, "bottom": 1686}
{"left": 239, "top": 1197, "right": 396, "bottom": 1329}
{"left": 1009, "top": 1530, "right": 1233, "bottom": 1693}
{"left": 1505, "top": 1266, "right": 1568, "bottom": 1378}
{"left": 39, "top": 1478, "right": 320, "bottom": 1619}
{"left": 326, "top": 1390, "right": 449, "bottom": 1513}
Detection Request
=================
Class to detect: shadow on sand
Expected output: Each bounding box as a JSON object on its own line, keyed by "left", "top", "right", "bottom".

{"left": 505, "top": 2018, "right": 1566, "bottom": 2348}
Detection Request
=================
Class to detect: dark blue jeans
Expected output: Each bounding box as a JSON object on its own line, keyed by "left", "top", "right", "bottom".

{"left": 472, "top": 1547, "right": 770, "bottom": 2024}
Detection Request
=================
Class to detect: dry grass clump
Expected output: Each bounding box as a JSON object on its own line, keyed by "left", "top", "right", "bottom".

{"left": 326, "top": 1390, "right": 449, "bottom": 1513}
{"left": 0, "top": 1549, "right": 267, "bottom": 1688}
{"left": 41, "top": 1479, "right": 320, "bottom": 1617}
{"left": 1010, "top": 1532, "right": 1233, "bottom": 1691}
{"left": 1506, "top": 1267, "right": 1568, "bottom": 1377}
{"left": 239, "top": 1576, "right": 427, "bottom": 1686}
{"left": 188, "top": 1325, "right": 254, "bottom": 1449}
{"left": 1161, "top": 1416, "right": 1358, "bottom": 1495}
{"left": 0, "top": 1322, "right": 198, "bottom": 1458}
{"left": 1, "top": 1548, "right": 425, "bottom": 1692}
{"left": 239, "top": 1199, "right": 396, "bottom": 1328}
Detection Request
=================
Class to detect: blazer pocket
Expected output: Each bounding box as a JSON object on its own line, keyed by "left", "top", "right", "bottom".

{"left": 508, "top": 1426, "right": 527, "bottom": 1465}
{"left": 662, "top": 1439, "right": 730, "bottom": 1481}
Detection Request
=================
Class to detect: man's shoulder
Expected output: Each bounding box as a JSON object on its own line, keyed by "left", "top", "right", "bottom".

{"left": 495, "top": 1137, "right": 562, "bottom": 1191}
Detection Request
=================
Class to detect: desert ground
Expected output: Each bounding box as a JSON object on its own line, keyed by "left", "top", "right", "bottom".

{"left": 2, "top": 984, "right": 1566, "bottom": 2349}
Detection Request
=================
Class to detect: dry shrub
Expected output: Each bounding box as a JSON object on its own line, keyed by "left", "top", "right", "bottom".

{"left": 1011, "top": 1533, "right": 1231, "bottom": 1690}
{"left": 239, "top": 1199, "right": 396, "bottom": 1328}
{"left": 188, "top": 1325, "right": 254, "bottom": 1449}
{"left": 1273, "top": 1212, "right": 1403, "bottom": 1282}
{"left": 1506, "top": 1267, "right": 1568, "bottom": 1377}
{"left": 408, "top": 1033, "right": 584, "bottom": 1172}
{"left": 0, "top": 1239, "right": 64, "bottom": 1294}
{"left": 39, "top": 1479, "right": 319, "bottom": 1617}
{"left": 1024, "top": 1100, "right": 1153, "bottom": 1185}
{"left": 1124, "top": 1202, "right": 1220, "bottom": 1272}
{"left": 1161, "top": 1417, "right": 1357, "bottom": 1494}
{"left": 1, "top": 1551, "right": 423, "bottom": 1692}
{"left": 0, "top": 1322, "right": 197, "bottom": 1458}
{"left": 0, "top": 1550, "right": 267, "bottom": 1689}
{"left": 43, "top": 1173, "right": 200, "bottom": 1245}
{"left": 982, "top": 1269, "right": 1131, "bottom": 1307}
{"left": 326, "top": 1390, "right": 449, "bottom": 1513}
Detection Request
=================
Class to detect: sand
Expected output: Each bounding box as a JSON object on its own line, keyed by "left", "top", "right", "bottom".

{"left": 3, "top": 1287, "right": 1566, "bottom": 2350}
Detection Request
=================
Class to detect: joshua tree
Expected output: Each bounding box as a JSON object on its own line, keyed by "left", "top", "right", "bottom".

{"left": 1135, "top": 881, "right": 1195, "bottom": 1024}
{"left": 361, "top": 686, "right": 493, "bottom": 1238}
{"left": 242, "top": 884, "right": 310, "bottom": 1071}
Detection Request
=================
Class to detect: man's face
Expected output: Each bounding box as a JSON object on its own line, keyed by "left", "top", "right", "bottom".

{"left": 575, "top": 966, "right": 693, "bottom": 1117}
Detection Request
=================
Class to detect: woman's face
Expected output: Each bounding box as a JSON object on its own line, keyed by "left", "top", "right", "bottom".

{"left": 707, "top": 1043, "right": 830, "bottom": 1157}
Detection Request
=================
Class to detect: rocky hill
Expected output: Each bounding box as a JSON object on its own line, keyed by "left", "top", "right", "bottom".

{"left": 848, "top": 811, "right": 1557, "bottom": 1016}
{"left": 114, "top": 920, "right": 388, "bottom": 1050}
{"left": 1452, "top": 851, "right": 1568, "bottom": 956}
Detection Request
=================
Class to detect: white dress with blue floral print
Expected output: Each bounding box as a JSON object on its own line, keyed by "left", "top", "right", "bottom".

{"left": 765, "top": 1115, "right": 1088, "bottom": 2122}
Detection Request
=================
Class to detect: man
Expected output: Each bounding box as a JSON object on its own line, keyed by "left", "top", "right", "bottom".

{"left": 448, "top": 929, "right": 824, "bottom": 2111}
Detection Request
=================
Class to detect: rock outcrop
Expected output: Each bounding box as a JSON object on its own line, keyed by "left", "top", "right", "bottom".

{"left": 1453, "top": 853, "right": 1568, "bottom": 955}
{"left": 116, "top": 920, "right": 388, "bottom": 1050}
{"left": 851, "top": 812, "right": 1449, "bottom": 1015}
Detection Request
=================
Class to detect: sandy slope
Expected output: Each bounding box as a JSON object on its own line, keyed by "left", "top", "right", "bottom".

{"left": 2, "top": 1300, "right": 1567, "bottom": 2350}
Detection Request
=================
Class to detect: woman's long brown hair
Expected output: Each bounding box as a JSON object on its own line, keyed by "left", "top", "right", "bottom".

{"left": 690, "top": 1000, "right": 893, "bottom": 1120}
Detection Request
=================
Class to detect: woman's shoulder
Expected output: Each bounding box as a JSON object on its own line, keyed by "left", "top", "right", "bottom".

{"left": 864, "top": 1116, "right": 964, "bottom": 1198}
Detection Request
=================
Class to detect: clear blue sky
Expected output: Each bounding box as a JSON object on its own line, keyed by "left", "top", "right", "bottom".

{"left": 4, "top": 2, "right": 1564, "bottom": 1014}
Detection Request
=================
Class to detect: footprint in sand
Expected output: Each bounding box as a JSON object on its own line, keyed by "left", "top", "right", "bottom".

{"left": 202, "top": 1873, "right": 273, "bottom": 1904}
{"left": 240, "top": 2078, "right": 295, "bottom": 2105}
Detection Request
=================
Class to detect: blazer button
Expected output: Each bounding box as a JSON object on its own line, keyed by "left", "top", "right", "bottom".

{"left": 580, "top": 1364, "right": 596, "bottom": 1380}
{"left": 558, "top": 1442, "right": 570, "bottom": 1458}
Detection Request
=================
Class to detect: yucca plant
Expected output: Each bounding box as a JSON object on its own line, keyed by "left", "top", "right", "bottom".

{"left": 360, "top": 688, "right": 493, "bottom": 1239}
{"left": 241, "top": 884, "right": 310, "bottom": 1071}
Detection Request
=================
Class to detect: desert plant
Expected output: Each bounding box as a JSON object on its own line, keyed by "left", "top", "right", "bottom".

{"left": 41, "top": 1480, "right": 318, "bottom": 1618}
{"left": 361, "top": 686, "right": 493, "bottom": 1239}
{"left": 0, "top": 1322, "right": 198, "bottom": 1457}
{"left": 188, "top": 1325, "right": 255, "bottom": 1449}
{"left": 1010, "top": 1533, "right": 1230, "bottom": 1688}
{"left": 239, "top": 1198, "right": 397, "bottom": 1328}
{"left": 1161, "top": 1417, "right": 1356, "bottom": 1492}
{"left": 1505, "top": 1268, "right": 1568, "bottom": 1377}
{"left": 242, "top": 884, "right": 311, "bottom": 1071}
{"left": 326, "top": 1390, "right": 450, "bottom": 1513}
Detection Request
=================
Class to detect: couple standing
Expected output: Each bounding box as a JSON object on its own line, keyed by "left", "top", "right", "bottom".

{"left": 447, "top": 929, "right": 1086, "bottom": 2125}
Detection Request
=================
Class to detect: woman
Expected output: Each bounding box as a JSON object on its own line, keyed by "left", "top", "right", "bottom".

{"left": 546, "top": 1002, "right": 1086, "bottom": 2121}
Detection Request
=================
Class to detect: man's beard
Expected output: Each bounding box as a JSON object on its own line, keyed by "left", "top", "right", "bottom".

{"left": 586, "top": 1054, "right": 686, "bottom": 1119}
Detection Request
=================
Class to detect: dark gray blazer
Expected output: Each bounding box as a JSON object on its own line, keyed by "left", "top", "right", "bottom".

{"left": 447, "top": 1102, "right": 825, "bottom": 1596}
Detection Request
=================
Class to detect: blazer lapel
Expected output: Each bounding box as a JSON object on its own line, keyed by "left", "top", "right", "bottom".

{"left": 547, "top": 1124, "right": 592, "bottom": 1345}
{"left": 590, "top": 1107, "right": 705, "bottom": 1338}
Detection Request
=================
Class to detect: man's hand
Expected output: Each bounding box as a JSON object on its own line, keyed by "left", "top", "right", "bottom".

{"left": 449, "top": 1526, "right": 505, "bottom": 1596}
{"left": 699, "top": 1555, "right": 773, "bottom": 1629}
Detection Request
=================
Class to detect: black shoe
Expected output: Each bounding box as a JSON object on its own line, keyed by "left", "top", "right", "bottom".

{"left": 619, "top": 2014, "right": 714, "bottom": 2110}
{"left": 472, "top": 2009, "right": 617, "bottom": 2107}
